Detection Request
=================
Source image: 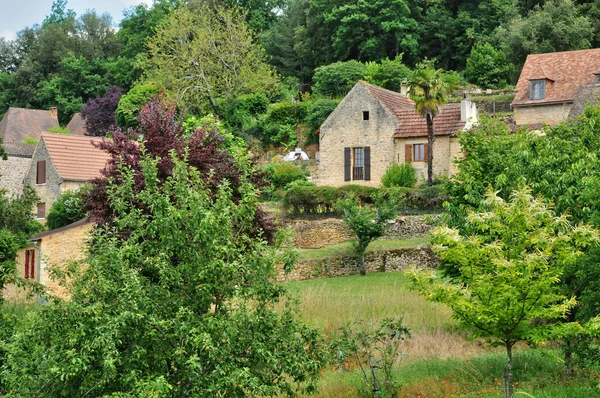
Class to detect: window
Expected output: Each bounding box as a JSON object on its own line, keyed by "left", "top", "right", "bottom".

{"left": 344, "top": 147, "right": 371, "bottom": 181}
{"left": 363, "top": 111, "right": 370, "bottom": 121}
{"left": 530, "top": 80, "right": 546, "bottom": 100}
{"left": 24, "top": 249, "right": 35, "bottom": 279}
{"left": 353, "top": 147, "right": 364, "bottom": 180}
{"left": 36, "top": 160, "right": 46, "bottom": 184}
{"left": 414, "top": 144, "right": 425, "bottom": 161}
{"left": 37, "top": 202, "right": 46, "bottom": 219}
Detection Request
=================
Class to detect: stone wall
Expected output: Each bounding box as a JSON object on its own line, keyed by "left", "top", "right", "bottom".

{"left": 514, "top": 103, "right": 573, "bottom": 126}
{"left": 394, "top": 135, "right": 462, "bottom": 179}
{"left": 288, "top": 214, "right": 438, "bottom": 248}
{"left": 0, "top": 155, "right": 31, "bottom": 197}
{"left": 276, "top": 246, "right": 437, "bottom": 282}
{"left": 24, "top": 138, "right": 62, "bottom": 219}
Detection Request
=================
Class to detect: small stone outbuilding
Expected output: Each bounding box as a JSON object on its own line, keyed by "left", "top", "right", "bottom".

{"left": 26, "top": 134, "right": 110, "bottom": 220}
{"left": 4, "top": 217, "right": 93, "bottom": 301}
{"left": 317, "top": 81, "right": 477, "bottom": 186}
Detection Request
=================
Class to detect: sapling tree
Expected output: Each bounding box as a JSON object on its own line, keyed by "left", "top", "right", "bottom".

{"left": 409, "top": 187, "right": 599, "bottom": 398}
{"left": 335, "top": 192, "right": 399, "bottom": 276}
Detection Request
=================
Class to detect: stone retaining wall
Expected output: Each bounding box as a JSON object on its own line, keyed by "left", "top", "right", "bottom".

{"left": 276, "top": 246, "right": 437, "bottom": 282}
{"left": 288, "top": 214, "right": 439, "bottom": 248}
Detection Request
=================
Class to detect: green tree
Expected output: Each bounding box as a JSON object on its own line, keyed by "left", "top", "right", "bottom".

{"left": 4, "top": 153, "right": 325, "bottom": 396}
{"left": 45, "top": 188, "right": 88, "bottom": 230}
{"left": 312, "top": 60, "right": 367, "bottom": 98}
{"left": 115, "top": 83, "right": 161, "bottom": 129}
{"left": 363, "top": 55, "right": 411, "bottom": 91}
{"left": 464, "top": 43, "right": 513, "bottom": 89}
{"left": 143, "top": 5, "right": 278, "bottom": 113}
{"left": 409, "top": 187, "right": 599, "bottom": 398}
{"left": 335, "top": 193, "right": 398, "bottom": 276}
{"left": 408, "top": 60, "right": 456, "bottom": 186}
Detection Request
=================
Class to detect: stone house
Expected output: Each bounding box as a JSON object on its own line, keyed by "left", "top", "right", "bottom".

{"left": 0, "top": 107, "right": 60, "bottom": 196}
{"left": 25, "top": 133, "right": 110, "bottom": 220}
{"left": 512, "top": 48, "right": 600, "bottom": 126}
{"left": 318, "top": 81, "right": 477, "bottom": 186}
{"left": 4, "top": 217, "right": 93, "bottom": 301}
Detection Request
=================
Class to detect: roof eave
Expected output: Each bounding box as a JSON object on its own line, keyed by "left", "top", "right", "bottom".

{"left": 512, "top": 100, "right": 573, "bottom": 108}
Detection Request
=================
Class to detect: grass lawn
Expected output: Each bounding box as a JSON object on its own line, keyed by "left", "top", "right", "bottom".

{"left": 285, "top": 273, "right": 600, "bottom": 397}
{"left": 295, "top": 236, "right": 430, "bottom": 261}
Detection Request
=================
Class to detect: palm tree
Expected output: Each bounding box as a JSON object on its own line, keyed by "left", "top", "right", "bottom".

{"left": 408, "top": 61, "right": 455, "bottom": 185}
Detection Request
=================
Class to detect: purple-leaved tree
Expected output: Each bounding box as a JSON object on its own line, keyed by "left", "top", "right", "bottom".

{"left": 81, "top": 86, "right": 122, "bottom": 137}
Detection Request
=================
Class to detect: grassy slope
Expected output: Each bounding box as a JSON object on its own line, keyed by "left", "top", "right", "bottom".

{"left": 296, "top": 236, "right": 430, "bottom": 261}
{"left": 285, "top": 273, "right": 600, "bottom": 397}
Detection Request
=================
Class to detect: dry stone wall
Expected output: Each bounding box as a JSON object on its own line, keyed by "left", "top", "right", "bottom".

{"left": 288, "top": 214, "right": 439, "bottom": 248}
{"left": 276, "top": 246, "right": 437, "bottom": 282}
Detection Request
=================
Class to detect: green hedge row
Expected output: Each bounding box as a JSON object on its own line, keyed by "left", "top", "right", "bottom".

{"left": 282, "top": 185, "right": 447, "bottom": 215}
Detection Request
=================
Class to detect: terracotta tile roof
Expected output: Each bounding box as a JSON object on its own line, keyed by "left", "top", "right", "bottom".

{"left": 512, "top": 49, "right": 600, "bottom": 107}
{"left": 0, "top": 107, "right": 59, "bottom": 144}
{"left": 4, "top": 142, "right": 36, "bottom": 157}
{"left": 360, "top": 81, "right": 415, "bottom": 115}
{"left": 65, "top": 113, "right": 87, "bottom": 136}
{"left": 41, "top": 133, "right": 110, "bottom": 181}
{"left": 568, "top": 83, "right": 600, "bottom": 119}
{"left": 393, "top": 104, "right": 465, "bottom": 138}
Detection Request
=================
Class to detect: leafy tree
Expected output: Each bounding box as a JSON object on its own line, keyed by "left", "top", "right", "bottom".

{"left": 495, "top": 0, "right": 592, "bottom": 69}
{"left": 312, "top": 60, "right": 367, "bottom": 98}
{"left": 115, "top": 83, "right": 161, "bottom": 129}
{"left": 335, "top": 192, "right": 398, "bottom": 276}
{"left": 464, "top": 43, "right": 513, "bottom": 89}
{"left": 4, "top": 152, "right": 325, "bottom": 396}
{"left": 81, "top": 86, "right": 122, "bottom": 137}
{"left": 408, "top": 60, "right": 456, "bottom": 186}
{"left": 46, "top": 188, "right": 88, "bottom": 230}
{"left": 143, "top": 5, "right": 278, "bottom": 113}
{"left": 409, "top": 187, "right": 599, "bottom": 398}
{"left": 364, "top": 55, "right": 411, "bottom": 91}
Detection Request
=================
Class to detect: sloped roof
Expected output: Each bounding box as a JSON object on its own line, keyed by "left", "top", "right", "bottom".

{"left": 359, "top": 81, "right": 415, "bottom": 115}
{"left": 41, "top": 133, "right": 110, "bottom": 181}
{"left": 0, "top": 107, "right": 59, "bottom": 144}
{"left": 568, "top": 83, "right": 600, "bottom": 119}
{"left": 512, "top": 49, "right": 600, "bottom": 107}
{"left": 30, "top": 217, "right": 93, "bottom": 241}
{"left": 65, "top": 113, "right": 87, "bottom": 136}
{"left": 393, "top": 104, "right": 465, "bottom": 138}
{"left": 4, "top": 142, "right": 36, "bottom": 158}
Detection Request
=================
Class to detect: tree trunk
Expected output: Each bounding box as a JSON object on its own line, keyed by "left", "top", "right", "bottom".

{"left": 506, "top": 342, "right": 514, "bottom": 398}
{"left": 360, "top": 252, "right": 366, "bottom": 276}
{"left": 426, "top": 112, "right": 435, "bottom": 186}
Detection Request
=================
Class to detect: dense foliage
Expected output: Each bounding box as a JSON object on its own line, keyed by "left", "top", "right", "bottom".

{"left": 80, "top": 86, "right": 122, "bottom": 136}
{"left": 45, "top": 188, "right": 88, "bottom": 230}
{"left": 381, "top": 163, "right": 417, "bottom": 188}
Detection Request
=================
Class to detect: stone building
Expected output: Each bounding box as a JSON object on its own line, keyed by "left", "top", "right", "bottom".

{"left": 25, "top": 134, "right": 110, "bottom": 220}
{"left": 512, "top": 48, "right": 600, "bottom": 126}
{"left": 318, "top": 81, "right": 477, "bottom": 186}
{"left": 0, "top": 107, "right": 60, "bottom": 195}
{"left": 5, "top": 218, "right": 93, "bottom": 301}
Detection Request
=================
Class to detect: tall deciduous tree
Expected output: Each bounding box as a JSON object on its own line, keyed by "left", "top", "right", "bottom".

{"left": 143, "top": 5, "right": 278, "bottom": 113}
{"left": 81, "top": 86, "right": 122, "bottom": 137}
{"left": 408, "top": 60, "right": 455, "bottom": 186}
{"left": 409, "top": 187, "right": 599, "bottom": 398}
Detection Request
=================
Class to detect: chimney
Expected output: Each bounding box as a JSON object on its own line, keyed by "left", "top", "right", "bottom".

{"left": 460, "top": 93, "right": 478, "bottom": 128}
{"left": 400, "top": 79, "right": 410, "bottom": 97}
{"left": 50, "top": 107, "right": 58, "bottom": 119}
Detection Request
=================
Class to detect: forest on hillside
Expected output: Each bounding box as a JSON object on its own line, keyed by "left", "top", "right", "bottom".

{"left": 0, "top": 0, "right": 598, "bottom": 127}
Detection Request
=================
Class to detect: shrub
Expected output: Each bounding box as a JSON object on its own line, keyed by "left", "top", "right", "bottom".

{"left": 264, "top": 162, "right": 307, "bottom": 190}
{"left": 283, "top": 186, "right": 340, "bottom": 215}
{"left": 304, "top": 99, "right": 339, "bottom": 145}
{"left": 116, "top": 83, "right": 161, "bottom": 128}
{"left": 47, "top": 126, "right": 71, "bottom": 135}
{"left": 219, "top": 93, "right": 269, "bottom": 130}
{"left": 381, "top": 163, "right": 417, "bottom": 188}
{"left": 46, "top": 188, "right": 88, "bottom": 230}
{"left": 338, "top": 185, "right": 379, "bottom": 204}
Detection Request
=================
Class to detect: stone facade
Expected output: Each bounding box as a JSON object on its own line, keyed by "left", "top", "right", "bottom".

{"left": 4, "top": 220, "right": 93, "bottom": 301}
{"left": 513, "top": 103, "right": 573, "bottom": 126}
{"left": 393, "top": 136, "right": 462, "bottom": 180}
{"left": 288, "top": 215, "right": 438, "bottom": 248}
{"left": 0, "top": 155, "right": 31, "bottom": 197}
{"left": 318, "top": 83, "right": 398, "bottom": 187}
{"left": 275, "top": 247, "right": 437, "bottom": 282}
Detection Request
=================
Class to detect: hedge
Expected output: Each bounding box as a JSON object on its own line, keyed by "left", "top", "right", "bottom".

{"left": 282, "top": 185, "right": 447, "bottom": 216}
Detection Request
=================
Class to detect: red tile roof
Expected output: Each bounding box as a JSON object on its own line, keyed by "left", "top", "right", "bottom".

{"left": 393, "top": 104, "right": 465, "bottom": 138}
{"left": 512, "top": 49, "right": 600, "bottom": 107}
{"left": 41, "top": 133, "right": 110, "bottom": 181}
{"left": 360, "top": 81, "right": 415, "bottom": 114}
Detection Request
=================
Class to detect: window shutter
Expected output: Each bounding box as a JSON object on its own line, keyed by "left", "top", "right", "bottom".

{"left": 344, "top": 147, "right": 351, "bottom": 181}
{"left": 37, "top": 203, "right": 46, "bottom": 219}
{"left": 30, "top": 250, "right": 35, "bottom": 279}
{"left": 424, "top": 144, "right": 429, "bottom": 161}
{"left": 364, "top": 146, "right": 371, "bottom": 181}
{"left": 405, "top": 144, "right": 412, "bottom": 162}
{"left": 25, "top": 250, "right": 30, "bottom": 279}
{"left": 37, "top": 161, "right": 46, "bottom": 184}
